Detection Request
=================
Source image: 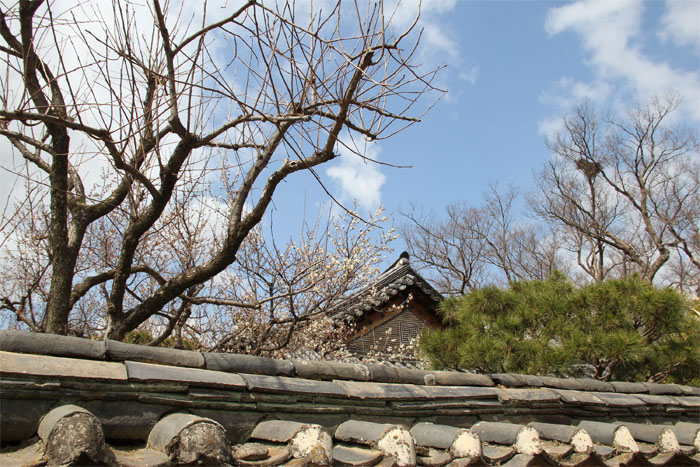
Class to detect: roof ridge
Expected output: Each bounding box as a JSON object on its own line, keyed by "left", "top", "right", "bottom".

{"left": 329, "top": 252, "right": 444, "bottom": 322}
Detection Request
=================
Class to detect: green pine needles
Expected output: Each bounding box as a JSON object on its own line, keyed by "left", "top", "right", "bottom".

{"left": 420, "top": 274, "right": 700, "bottom": 384}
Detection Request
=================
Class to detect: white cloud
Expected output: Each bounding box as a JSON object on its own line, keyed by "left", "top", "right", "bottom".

{"left": 538, "top": 78, "right": 613, "bottom": 137}
{"left": 659, "top": 0, "right": 700, "bottom": 51}
{"left": 458, "top": 66, "right": 480, "bottom": 85}
{"left": 384, "top": 0, "right": 457, "bottom": 28}
{"left": 382, "top": 0, "right": 470, "bottom": 89}
{"left": 540, "top": 77, "right": 613, "bottom": 109}
{"left": 326, "top": 139, "right": 386, "bottom": 210}
{"left": 537, "top": 116, "right": 564, "bottom": 139}
{"left": 422, "top": 21, "right": 460, "bottom": 62}
{"left": 545, "top": 0, "right": 642, "bottom": 37}
{"left": 543, "top": 0, "right": 700, "bottom": 124}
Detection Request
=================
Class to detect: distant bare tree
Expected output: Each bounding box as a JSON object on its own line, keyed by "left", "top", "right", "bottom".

{"left": 0, "top": 0, "right": 440, "bottom": 339}
{"left": 401, "top": 185, "right": 565, "bottom": 294}
{"left": 532, "top": 95, "right": 700, "bottom": 286}
{"left": 479, "top": 185, "right": 564, "bottom": 283}
{"left": 400, "top": 203, "right": 489, "bottom": 295}
{"left": 402, "top": 96, "right": 697, "bottom": 293}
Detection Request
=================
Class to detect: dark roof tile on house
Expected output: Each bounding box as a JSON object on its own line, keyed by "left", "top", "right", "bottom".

{"left": 1, "top": 330, "right": 699, "bottom": 466}
{"left": 330, "top": 252, "right": 443, "bottom": 323}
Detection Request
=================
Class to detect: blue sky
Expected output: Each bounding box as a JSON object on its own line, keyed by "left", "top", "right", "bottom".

{"left": 0, "top": 0, "right": 697, "bottom": 268}
{"left": 268, "top": 0, "right": 700, "bottom": 258}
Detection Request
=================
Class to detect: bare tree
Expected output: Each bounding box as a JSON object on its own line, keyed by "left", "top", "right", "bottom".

{"left": 400, "top": 202, "right": 489, "bottom": 295}
{"left": 478, "top": 185, "right": 563, "bottom": 282}
{"left": 400, "top": 185, "right": 565, "bottom": 295}
{"left": 532, "top": 95, "right": 700, "bottom": 286}
{"left": 0, "top": 0, "right": 440, "bottom": 339}
{"left": 401, "top": 95, "right": 697, "bottom": 295}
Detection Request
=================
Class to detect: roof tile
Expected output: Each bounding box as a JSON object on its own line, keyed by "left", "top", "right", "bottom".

{"left": 417, "top": 447, "right": 452, "bottom": 466}
{"left": 125, "top": 361, "right": 246, "bottom": 389}
{"left": 292, "top": 360, "right": 369, "bottom": 381}
{"left": 335, "top": 420, "right": 394, "bottom": 445}
{"left": 251, "top": 420, "right": 310, "bottom": 443}
{"left": 610, "top": 381, "right": 648, "bottom": 394}
{"left": 241, "top": 374, "right": 346, "bottom": 398}
{"left": 366, "top": 363, "right": 434, "bottom": 385}
{"left": 645, "top": 382, "right": 684, "bottom": 396}
{"left": 678, "top": 385, "right": 700, "bottom": 397}
{"left": 538, "top": 376, "right": 585, "bottom": 391}
{"left": 332, "top": 445, "right": 383, "bottom": 466}
{"left": 577, "top": 421, "right": 638, "bottom": 453}
{"left": 675, "top": 396, "right": 700, "bottom": 408}
{"left": 204, "top": 352, "right": 294, "bottom": 376}
{"left": 411, "top": 422, "right": 464, "bottom": 449}
{"left": 489, "top": 373, "right": 526, "bottom": 387}
{"left": 495, "top": 388, "right": 560, "bottom": 404}
{"left": 0, "top": 350, "right": 126, "bottom": 381}
{"left": 106, "top": 340, "right": 204, "bottom": 368}
{"left": 0, "top": 330, "right": 106, "bottom": 360}
{"left": 527, "top": 422, "right": 593, "bottom": 453}
{"left": 634, "top": 393, "right": 681, "bottom": 406}
{"left": 334, "top": 380, "right": 429, "bottom": 400}
{"left": 670, "top": 422, "right": 700, "bottom": 449}
{"left": 594, "top": 392, "right": 645, "bottom": 407}
{"left": 551, "top": 388, "right": 605, "bottom": 405}
{"left": 481, "top": 445, "right": 515, "bottom": 463}
{"left": 433, "top": 371, "right": 495, "bottom": 387}
{"left": 575, "top": 378, "right": 615, "bottom": 393}
{"left": 420, "top": 385, "right": 499, "bottom": 400}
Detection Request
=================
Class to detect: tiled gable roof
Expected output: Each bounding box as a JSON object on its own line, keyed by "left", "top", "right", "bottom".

{"left": 1, "top": 330, "right": 699, "bottom": 466}
{"left": 331, "top": 252, "right": 444, "bottom": 323}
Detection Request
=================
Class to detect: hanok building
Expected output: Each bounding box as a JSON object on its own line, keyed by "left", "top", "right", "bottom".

{"left": 331, "top": 252, "right": 444, "bottom": 357}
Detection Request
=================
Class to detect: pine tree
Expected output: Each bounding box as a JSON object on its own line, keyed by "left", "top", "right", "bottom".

{"left": 420, "top": 275, "right": 700, "bottom": 384}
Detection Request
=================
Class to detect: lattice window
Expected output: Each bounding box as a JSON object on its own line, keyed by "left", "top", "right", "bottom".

{"left": 400, "top": 322, "right": 419, "bottom": 344}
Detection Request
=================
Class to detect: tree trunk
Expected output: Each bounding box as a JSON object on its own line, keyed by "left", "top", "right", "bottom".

{"left": 45, "top": 136, "right": 74, "bottom": 334}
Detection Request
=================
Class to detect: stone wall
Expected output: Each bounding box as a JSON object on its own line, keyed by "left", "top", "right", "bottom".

{"left": 2, "top": 330, "right": 700, "bottom": 465}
